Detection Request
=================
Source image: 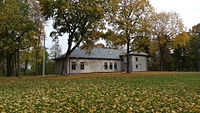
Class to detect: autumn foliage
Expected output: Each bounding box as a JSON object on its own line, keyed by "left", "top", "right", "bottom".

{"left": 0, "top": 72, "right": 200, "bottom": 112}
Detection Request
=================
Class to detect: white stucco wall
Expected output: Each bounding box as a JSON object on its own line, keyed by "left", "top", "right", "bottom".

{"left": 55, "top": 58, "right": 122, "bottom": 74}
{"left": 55, "top": 55, "right": 148, "bottom": 74}
{"left": 130, "top": 55, "right": 148, "bottom": 72}
{"left": 69, "top": 59, "right": 121, "bottom": 74}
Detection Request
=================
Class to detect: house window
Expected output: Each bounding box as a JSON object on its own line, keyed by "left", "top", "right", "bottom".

{"left": 114, "top": 62, "right": 117, "bottom": 69}
{"left": 104, "top": 62, "right": 108, "bottom": 69}
{"left": 136, "top": 57, "right": 138, "bottom": 61}
{"left": 109, "top": 62, "right": 113, "bottom": 69}
{"left": 80, "top": 62, "right": 84, "bottom": 70}
{"left": 136, "top": 65, "right": 138, "bottom": 69}
{"left": 72, "top": 62, "right": 76, "bottom": 70}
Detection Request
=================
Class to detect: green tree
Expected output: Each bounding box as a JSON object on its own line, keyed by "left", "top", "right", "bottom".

{"left": 187, "top": 24, "right": 200, "bottom": 71}
{"left": 149, "top": 12, "right": 184, "bottom": 71}
{"left": 171, "top": 32, "right": 190, "bottom": 71}
{"left": 172, "top": 32, "right": 190, "bottom": 49}
{"left": 131, "top": 36, "right": 150, "bottom": 54}
{"left": 26, "top": 47, "right": 44, "bottom": 75}
{"left": 29, "top": 0, "right": 46, "bottom": 75}
{"left": 39, "top": 0, "right": 116, "bottom": 74}
{"left": 0, "top": 0, "right": 38, "bottom": 76}
{"left": 20, "top": 48, "right": 32, "bottom": 75}
{"left": 106, "top": 0, "right": 153, "bottom": 73}
{"left": 0, "top": 49, "right": 6, "bottom": 75}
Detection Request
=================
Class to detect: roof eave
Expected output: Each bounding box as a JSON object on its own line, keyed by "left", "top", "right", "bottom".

{"left": 52, "top": 56, "right": 121, "bottom": 60}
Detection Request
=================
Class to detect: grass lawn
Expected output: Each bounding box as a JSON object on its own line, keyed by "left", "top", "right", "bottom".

{"left": 0, "top": 72, "right": 200, "bottom": 112}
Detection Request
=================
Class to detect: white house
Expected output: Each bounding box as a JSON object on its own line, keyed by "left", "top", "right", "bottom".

{"left": 53, "top": 47, "right": 148, "bottom": 74}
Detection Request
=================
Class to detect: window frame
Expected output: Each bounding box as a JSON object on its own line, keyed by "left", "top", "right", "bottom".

{"left": 114, "top": 62, "right": 117, "bottom": 70}
{"left": 104, "top": 62, "right": 108, "bottom": 70}
{"left": 136, "top": 64, "right": 138, "bottom": 69}
{"left": 136, "top": 57, "right": 138, "bottom": 61}
{"left": 80, "top": 62, "right": 84, "bottom": 70}
{"left": 72, "top": 62, "right": 76, "bottom": 70}
{"left": 109, "top": 62, "right": 113, "bottom": 69}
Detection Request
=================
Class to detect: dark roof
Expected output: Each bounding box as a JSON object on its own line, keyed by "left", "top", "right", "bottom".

{"left": 54, "top": 47, "right": 148, "bottom": 60}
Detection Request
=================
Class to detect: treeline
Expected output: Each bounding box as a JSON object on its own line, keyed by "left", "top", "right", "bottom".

{"left": 0, "top": 0, "right": 200, "bottom": 76}
{"left": 0, "top": 0, "right": 56, "bottom": 76}
{"left": 156, "top": 24, "right": 200, "bottom": 71}
{"left": 145, "top": 24, "right": 200, "bottom": 71}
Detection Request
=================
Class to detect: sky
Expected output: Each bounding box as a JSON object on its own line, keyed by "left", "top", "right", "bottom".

{"left": 150, "top": 0, "right": 200, "bottom": 29}
{"left": 45, "top": 0, "right": 200, "bottom": 54}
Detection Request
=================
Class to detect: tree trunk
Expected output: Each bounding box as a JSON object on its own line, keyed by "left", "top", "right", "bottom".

{"left": 14, "top": 52, "right": 18, "bottom": 77}
{"left": 160, "top": 51, "right": 164, "bottom": 71}
{"left": 0, "top": 61, "right": 6, "bottom": 76}
{"left": 159, "top": 46, "right": 164, "bottom": 71}
{"left": 34, "top": 31, "right": 41, "bottom": 75}
{"left": 61, "top": 53, "right": 70, "bottom": 75}
{"left": 17, "top": 50, "right": 20, "bottom": 77}
{"left": 126, "top": 37, "right": 130, "bottom": 73}
{"left": 195, "top": 55, "right": 199, "bottom": 72}
{"left": 14, "top": 49, "right": 20, "bottom": 77}
{"left": 65, "top": 57, "right": 70, "bottom": 74}
{"left": 23, "top": 59, "right": 28, "bottom": 75}
{"left": 6, "top": 52, "right": 14, "bottom": 76}
{"left": 34, "top": 48, "right": 39, "bottom": 75}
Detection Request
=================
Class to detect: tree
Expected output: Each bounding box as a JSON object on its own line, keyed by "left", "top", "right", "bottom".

{"left": 39, "top": 0, "right": 116, "bottom": 74}
{"left": 186, "top": 24, "right": 200, "bottom": 71}
{"left": 172, "top": 32, "right": 190, "bottom": 49}
{"left": 131, "top": 36, "right": 150, "bottom": 53}
{"left": 0, "top": 0, "right": 38, "bottom": 76}
{"left": 149, "top": 12, "right": 184, "bottom": 71}
{"left": 170, "top": 32, "right": 190, "bottom": 71}
{"left": 0, "top": 49, "right": 6, "bottom": 75}
{"left": 106, "top": 0, "right": 153, "bottom": 73}
{"left": 50, "top": 42, "right": 62, "bottom": 59}
{"left": 28, "top": 0, "right": 46, "bottom": 75}
{"left": 20, "top": 48, "right": 32, "bottom": 75}
{"left": 28, "top": 47, "right": 45, "bottom": 75}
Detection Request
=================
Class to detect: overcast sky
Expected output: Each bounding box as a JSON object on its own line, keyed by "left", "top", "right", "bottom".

{"left": 45, "top": 0, "right": 200, "bottom": 53}
{"left": 151, "top": 0, "right": 200, "bottom": 29}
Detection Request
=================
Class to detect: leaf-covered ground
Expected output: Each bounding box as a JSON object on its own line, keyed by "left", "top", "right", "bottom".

{"left": 0, "top": 72, "right": 200, "bottom": 112}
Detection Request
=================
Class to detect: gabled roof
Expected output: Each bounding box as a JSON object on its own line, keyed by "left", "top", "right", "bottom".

{"left": 53, "top": 47, "right": 148, "bottom": 60}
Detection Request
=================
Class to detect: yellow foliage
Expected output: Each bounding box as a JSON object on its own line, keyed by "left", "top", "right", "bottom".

{"left": 172, "top": 32, "right": 190, "bottom": 48}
